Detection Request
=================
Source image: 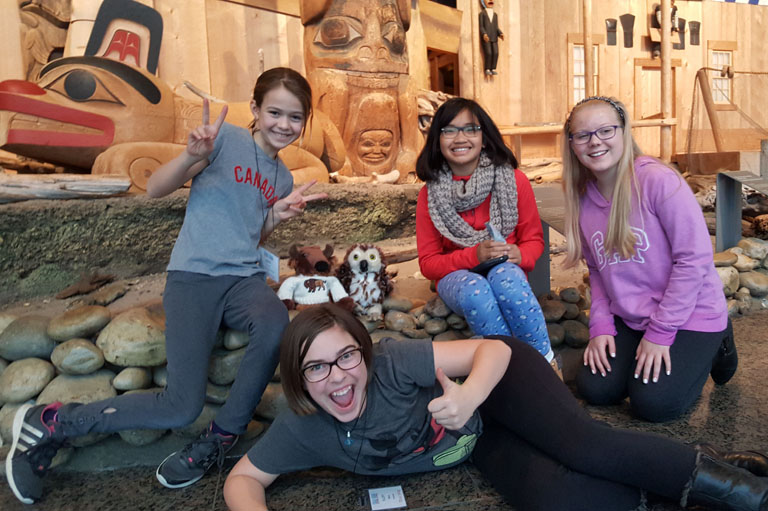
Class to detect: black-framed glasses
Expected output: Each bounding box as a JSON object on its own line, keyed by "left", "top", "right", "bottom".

{"left": 569, "top": 125, "right": 621, "bottom": 145}
{"left": 440, "top": 125, "right": 482, "bottom": 139}
{"left": 302, "top": 348, "right": 363, "bottom": 383}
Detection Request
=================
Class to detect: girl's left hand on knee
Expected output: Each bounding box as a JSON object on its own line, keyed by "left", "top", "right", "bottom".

{"left": 634, "top": 339, "right": 671, "bottom": 384}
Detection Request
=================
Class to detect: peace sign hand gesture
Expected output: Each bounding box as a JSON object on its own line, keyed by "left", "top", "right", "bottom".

{"left": 273, "top": 180, "right": 328, "bottom": 222}
{"left": 187, "top": 98, "right": 228, "bottom": 161}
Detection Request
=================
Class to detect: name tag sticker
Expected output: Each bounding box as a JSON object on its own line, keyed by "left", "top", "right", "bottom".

{"left": 258, "top": 247, "right": 280, "bottom": 283}
{"left": 367, "top": 486, "right": 406, "bottom": 510}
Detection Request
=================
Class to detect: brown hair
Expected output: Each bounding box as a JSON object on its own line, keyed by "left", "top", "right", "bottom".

{"left": 279, "top": 304, "right": 374, "bottom": 416}
{"left": 248, "top": 67, "right": 313, "bottom": 134}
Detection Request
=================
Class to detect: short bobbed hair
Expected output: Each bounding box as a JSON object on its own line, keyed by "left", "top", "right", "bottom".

{"left": 415, "top": 97, "right": 518, "bottom": 182}
{"left": 279, "top": 304, "right": 374, "bottom": 416}
{"left": 248, "top": 67, "right": 313, "bottom": 134}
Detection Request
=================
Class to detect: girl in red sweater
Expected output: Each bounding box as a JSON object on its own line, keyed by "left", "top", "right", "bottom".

{"left": 415, "top": 98, "right": 556, "bottom": 370}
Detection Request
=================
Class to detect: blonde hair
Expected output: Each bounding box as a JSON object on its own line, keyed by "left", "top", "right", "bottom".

{"left": 562, "top": 97, "right": 644, "bottom": 268}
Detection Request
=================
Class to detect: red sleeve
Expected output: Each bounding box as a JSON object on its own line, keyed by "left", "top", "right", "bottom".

{"left": 416, "top": 187, "right": 480, "bottom": 281}
{"left": 510, "top": 169, "right": 544, "bottom": 273}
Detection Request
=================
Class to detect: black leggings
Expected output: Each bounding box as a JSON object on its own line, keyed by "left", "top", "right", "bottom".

{"left": 576, "top": 317, "right": 730, "bottom": 422}
{"left": 472, "top": 336, "right": 697, "bottom": 511}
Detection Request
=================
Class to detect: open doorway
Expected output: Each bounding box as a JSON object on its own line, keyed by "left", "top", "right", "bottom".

{"left": 428, "top": 48, "right": 459, "bottom": 96}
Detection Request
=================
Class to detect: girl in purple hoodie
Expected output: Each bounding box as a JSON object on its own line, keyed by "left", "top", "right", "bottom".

{"left": 562, "top": 96, "right": 735, "bottom": 422}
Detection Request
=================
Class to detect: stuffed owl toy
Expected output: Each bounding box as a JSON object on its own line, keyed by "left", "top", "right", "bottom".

{"left": 336, "top": 244, "right": 394, "bottom": 321}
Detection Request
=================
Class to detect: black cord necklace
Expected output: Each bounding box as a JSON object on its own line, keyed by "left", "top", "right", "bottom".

{"left": 335, "top": 392, "right": 369, "bottom": 474}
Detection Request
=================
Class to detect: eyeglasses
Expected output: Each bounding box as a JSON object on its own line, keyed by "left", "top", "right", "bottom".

{"left": 302, "top": 348, "right": 363, "bottom": 383}
{"left": 440, "top": 125, "right": 482, "bottom": 139}
{"left": 569, "top": 125, "right": 621, "bottom": 145}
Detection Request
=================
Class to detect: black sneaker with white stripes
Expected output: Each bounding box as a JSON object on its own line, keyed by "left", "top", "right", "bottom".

{"left": 5, "top": 402, "right": 63, "bottom": 504}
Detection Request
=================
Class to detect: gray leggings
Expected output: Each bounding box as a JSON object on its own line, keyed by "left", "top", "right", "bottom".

{"left": 57, "top": 271, "right": 288, "bottom": 437}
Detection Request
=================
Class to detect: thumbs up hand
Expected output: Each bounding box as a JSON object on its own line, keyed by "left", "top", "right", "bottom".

{"left": 427, "top": 368, "right": 477, "bottom": 430}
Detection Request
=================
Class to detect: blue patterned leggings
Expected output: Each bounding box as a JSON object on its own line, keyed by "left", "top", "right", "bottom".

{"left": 437, "top": 262, "right": 551, "bottom": 357}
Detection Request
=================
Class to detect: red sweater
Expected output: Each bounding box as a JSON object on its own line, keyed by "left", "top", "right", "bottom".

{"left": 416, "top": 168, "right": 544, "bottom": 285}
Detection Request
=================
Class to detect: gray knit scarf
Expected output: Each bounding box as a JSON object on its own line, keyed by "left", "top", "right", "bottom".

{"left": 426, "top": 152, "right": 518, "bottom": 247}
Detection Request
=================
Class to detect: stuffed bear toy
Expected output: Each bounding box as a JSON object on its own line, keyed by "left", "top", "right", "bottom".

{"left": 278, "top": 244, "right": 355, "bottom": 311}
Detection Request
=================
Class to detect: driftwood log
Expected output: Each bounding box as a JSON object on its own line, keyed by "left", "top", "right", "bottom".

{"left": 0, "top": 173, "right": 131, "bottom": 203}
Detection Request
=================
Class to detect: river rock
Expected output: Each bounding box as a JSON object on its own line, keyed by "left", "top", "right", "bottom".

{"left": 424, "top": 296, "right": 451, "bottom": 318}
{"left": 208, "top": 347, "right": 246, "bottom": 385}
{"left": 577, "top": 288, "right": 592, "bottom": 310}
{"left": 206, "top": 382, "right": 230, "bottom": 404}
{"left": 384, "top": 310, "right": 417, "bottom": 331}
{"left": 0, "top": 313, "right": 17, "bottom": 336}
{"left": 717, "top": 266, "right": 741, "bottom": 297}
{"left": 51, "top": 339, "right": 105, "bottom": 375}
{"left": 735, "top": 287, "right": 752, "bottom": 301}
{"left": 0, "top": 402, "right": 26, "bottom": 446}
{"left": 540, "top": 299, "right": 566, "bottom": 322}
{"left": 424, "top": 318, "right": 448, "bottom": 335}
{"left": 562, "top": 320, "right": 590, "bottom": 348}
{"left": 713, "top": 251, "right": 738, "bottom": 267}
{"left": 416, "top": 312, "right": 431, "bottom": 327}
{"left": 153, "top": 366, "right": 167, "bottom": 387}
{"left": 112, "top": 367, "right": 152, "bottom": 391}
{"left": 0, "top": 358, "right": 55, "bottom": 403}
{"left": 37, "top": 369, "right": 117, "bottom": 405}
{"left": 88, "top": 282, "right": 128, "bottom": 306}
{"left": 47, "top": 305, "right": 111, "bottom": 342}
{"left": 402, "top": 328, "right": 431, "bottom": 339}
{"left": 0, "top": 315, "right": 55, "bottom": 361}
{"left": 732, "top": 253, "right": 761, "bottom": 272}
{"left": 559, "top": 287, "right": 581, "bottom": 304}
{"left": 738, "top": 297, "right": 752, "bottom": 315}
{"left": 254, "top": 382, "right": 288, "bottom": 420}
{"left": 118, "top": 388, "right": 167, "bottom": 446}
{"left": 577, "top": 310, "right": 590, "bottom": 326}
{"left": 0, "top": 358, "right": 7, "bottom": 377}
{"left": 242, "top": 419, "right": 266, "bottom": 441}
{"left": 738, "top": 238, "right": 768, "bottom": 261}
{"left": 223, "top": 329, "right": 249, "bottom": 350}
{"left": 739, "top": 271, "right": 768, "bottom": 297}
{"left": 382, "top": 295, "right": 415, "bottom": 312}
{"left": 446, "top": 314, "right": 467, "bottom": 331}
{"left": 562, "top": 302, "right": 580, "bottom": 320}
{"left": 96, "top": 307, "right": 166, "bottom": 367}
{"left": 547, "top": 323, "right": 565, "bottom": 347}
{"left": 727, "top": 299, "right": 740, "bottom": 316}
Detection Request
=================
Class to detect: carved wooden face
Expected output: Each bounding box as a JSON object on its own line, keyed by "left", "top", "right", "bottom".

{"left": 356, "top": 129, "right": 393, "bottom": 164}
{"left": 303, "top": 0, "right": 409, "bottom": 75}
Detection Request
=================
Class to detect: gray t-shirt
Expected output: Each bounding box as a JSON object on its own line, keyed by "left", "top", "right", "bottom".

{"left": 167, "top": 122, "right": 294, "bottom": 276}
{"left": 247, "top": 338, "right": 483, "bottom": 476}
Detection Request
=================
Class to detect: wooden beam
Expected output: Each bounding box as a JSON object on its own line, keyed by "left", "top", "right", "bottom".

{"left": 660, "top": 0, "right": 673, "bottom": 161}
{"left": 0, "top": 173, "right": 131, "bottom": 203}
{"left": 696, "top": 68, "right": 725, "bottom": 152}
{"left": 582, "top": 0, "right": 594, "bottom": 97}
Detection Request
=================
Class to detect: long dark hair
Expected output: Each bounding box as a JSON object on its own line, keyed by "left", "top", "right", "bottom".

{"left": 247, "top": 67, "right": 313, "bottom": 133}
{"left": 415, "top": 97, "right": 518, "bottom": 181}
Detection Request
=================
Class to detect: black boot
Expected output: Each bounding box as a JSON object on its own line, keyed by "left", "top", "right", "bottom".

{"left": 697, "top": 443, "right": 768, "bottom": 478}
{"left": 711, "top": 321, "right": 738, "bottom": 385}
{"left": 682, "top": 452, "right": 768, "bottom": 510}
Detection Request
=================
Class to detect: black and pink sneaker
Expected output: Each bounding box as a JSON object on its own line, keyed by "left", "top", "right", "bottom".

{"left": 156, "top": 423, "right": 238, "bottom": 489}
{"left": 5, "top": 402, "right": 63, "bottom": 504}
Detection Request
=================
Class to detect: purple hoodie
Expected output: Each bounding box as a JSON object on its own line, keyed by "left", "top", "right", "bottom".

{"left": 580, "top": 156, "right": 727, "bottom": 346}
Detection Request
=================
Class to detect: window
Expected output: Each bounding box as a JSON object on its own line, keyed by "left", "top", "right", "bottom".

{"left": 573, "top": 44, "right": 599, "bottom": 104}
{"left": 710, "top": 50, "right": 732, "bottom": 103}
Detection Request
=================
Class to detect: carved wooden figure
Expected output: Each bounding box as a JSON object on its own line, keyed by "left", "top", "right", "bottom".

{"left": 0, "top": 0, "right": 345, "bottom": 189}
{"left": 479, "top": 0, "right": 504, "bottom": 76}
{"left": 300, "top": 0, "right": 422, "bottom": 182}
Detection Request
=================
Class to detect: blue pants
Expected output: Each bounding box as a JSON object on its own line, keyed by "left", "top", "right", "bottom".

{"left": 437, "top": 263, "right": 551, "bottom": 357}
{"left": 56, "top": 271, "right": 288, "bottom": 437}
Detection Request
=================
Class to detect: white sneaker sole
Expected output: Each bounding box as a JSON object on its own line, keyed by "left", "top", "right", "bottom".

{"left": 155, "top": 451, "right": 205, "bottom": 489}
{"left": 6, "top": 402, "right": 35, "bottom": 504}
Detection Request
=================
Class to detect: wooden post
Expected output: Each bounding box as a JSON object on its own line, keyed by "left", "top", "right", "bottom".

{"left": 761, "top": 139, "right": 768, "bottom": 178}
{"left": 660, "top": 0, "right": 672, "bottom": 161}
{"left": 0, "top": 0, "right": 24, "bottom": 80}
{"left": 583, "top": 0, "right": 594, "bottom": 97}
{"left": 696, "top": 68, "right": 725, "bottom": 153}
